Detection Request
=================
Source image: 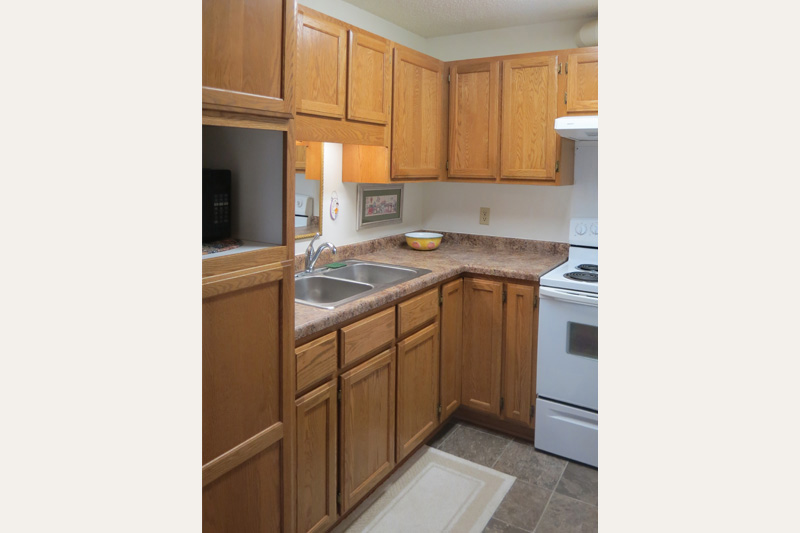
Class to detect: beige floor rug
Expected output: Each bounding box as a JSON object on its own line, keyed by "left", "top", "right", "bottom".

{"left": 334, "top": 445, "right": 515, "bottom": 533}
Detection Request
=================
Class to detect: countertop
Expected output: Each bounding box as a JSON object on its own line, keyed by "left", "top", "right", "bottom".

{"left": 294, "top": 232, "right": 568, "bottom": 342}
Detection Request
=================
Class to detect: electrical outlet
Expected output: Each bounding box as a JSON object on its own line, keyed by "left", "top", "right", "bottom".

{"left": 479, "top": 207, "right": 490, "bottom": 225}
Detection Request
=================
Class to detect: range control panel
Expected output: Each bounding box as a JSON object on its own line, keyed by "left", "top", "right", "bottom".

{"left": 569, "top": 218, "right": 598, "bottom": 247}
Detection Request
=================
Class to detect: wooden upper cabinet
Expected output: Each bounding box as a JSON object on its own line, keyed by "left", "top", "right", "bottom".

{"left": 500, "top": 55, "right": 558, "bottom": 182}
{"left": 461, "top": 278, "right": 503, "bottom": 415}
{"left": 296, "top": 11, "right": 347, "bottom": 118}
{"left": 347, "top": 31, "right": 392, "bottom": 124}
{"left": 502, "top": 284, "right": 535, "bottom": 426}
{"left": 448, "top": 61, "right": 500, "bottom": 180}
{"left": 391, "top": 46, "right": 447, "bottom": 180}
{"left": 202, "top": 0, "right": 294, "bottom": 117}
{"left": 564, "top": 50, "right": 598, "bottom": 115}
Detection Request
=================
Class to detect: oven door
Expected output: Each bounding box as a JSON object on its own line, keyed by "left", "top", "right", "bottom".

{"left": 537, "top": 286, "right": 598, "bottom": 411}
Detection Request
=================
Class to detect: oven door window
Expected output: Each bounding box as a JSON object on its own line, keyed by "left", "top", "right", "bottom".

{"left": 567, "top": 322, "right": 598, "bottom": 359}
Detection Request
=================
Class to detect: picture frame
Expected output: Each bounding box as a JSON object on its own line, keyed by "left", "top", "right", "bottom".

{"left": 356, "top": 184, "right": 404, "bottom": 230}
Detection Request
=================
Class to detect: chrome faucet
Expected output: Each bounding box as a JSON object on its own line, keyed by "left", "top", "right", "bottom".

{"left": 304, "top": 233, "right": 337, "bottom": 273}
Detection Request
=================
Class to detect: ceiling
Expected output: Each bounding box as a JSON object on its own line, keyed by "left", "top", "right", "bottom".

{"left": 339, "top": 0, "right": 598, "bottom": 38}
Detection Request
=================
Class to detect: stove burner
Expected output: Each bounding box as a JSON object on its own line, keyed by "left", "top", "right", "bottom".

{"left": 564, "top": 272, "right": 598, "bottom": 282}
{"left": 577, "top": 264, "right": 598, "bottom": 272}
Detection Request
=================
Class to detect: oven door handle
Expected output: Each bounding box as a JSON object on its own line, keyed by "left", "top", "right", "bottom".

{"left": 540, "top": 286, "right": 598, "bottom": 307}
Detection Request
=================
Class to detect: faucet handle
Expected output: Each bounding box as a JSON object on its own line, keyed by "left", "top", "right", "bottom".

{"left": 306, "top": 232, "right": 321, "bottom": 251}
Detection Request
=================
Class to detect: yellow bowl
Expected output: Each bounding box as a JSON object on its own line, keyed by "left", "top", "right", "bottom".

{"left": 405, "top": 232, "right": 443, "bottom": 251}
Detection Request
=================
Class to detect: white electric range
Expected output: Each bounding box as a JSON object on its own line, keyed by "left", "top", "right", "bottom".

{"left": 535, "top": 217, "right": 598, "bottom": 467}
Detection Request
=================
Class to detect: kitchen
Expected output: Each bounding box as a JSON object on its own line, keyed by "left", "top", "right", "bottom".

{"left": 8, "top": 1, "right": 797, "bottom": 532}
{"left": 203, "top": 0, "right": 597, "bottom": 531}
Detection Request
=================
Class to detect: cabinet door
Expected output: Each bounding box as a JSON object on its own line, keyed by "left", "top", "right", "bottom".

{"left": 566, "top": 51, "right": 598, "bottom": 114}
{"left": 295, "top": 382, "right": 337, "bottom": 533}
{"left": 500, "top": 55, "right": 558, "bottom": 182}
{"left": 202, "top": 0, "right": 294, "bottom": 117}
{"left": 396, "top": 322, "right": 440, "bottom": 461}
{"left": 392, "top": 47, "right": 446, "bottom": 180}
{"left": 461, "top": 279, "right": 503, "bottom": 415}
{"left": 448, "top": 61, "right": 500, "bottom": 179}
{"left": 296, "top": 12, "right": 347, "bottom": 118}
{"left": 347, "top": 31, "right": 391, "bottom": 124}
{"left": 202, "top": 262, "right": 293, "bottom": 532}
{"left": 502, "top": 284, "right": 535, "bottom": 425}
{"left": 440, "top": 279, "right": 463, "bottom": 419}
{"left": 339, "top": 347, "right": 396, "bottom": 513}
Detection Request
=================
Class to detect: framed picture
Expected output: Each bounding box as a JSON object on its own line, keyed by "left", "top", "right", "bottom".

{"left": 356, "top": 184, "right": 404, "bottom": 230}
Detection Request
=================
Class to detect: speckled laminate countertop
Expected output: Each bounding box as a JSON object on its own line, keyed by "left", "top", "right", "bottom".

{"left": 294, "top": 232, "right": 568, "bottom": 342}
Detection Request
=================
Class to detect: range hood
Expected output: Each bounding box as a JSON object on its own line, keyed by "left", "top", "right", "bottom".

{"left": 554, "top": 116, "right": 598, "bottom": 141}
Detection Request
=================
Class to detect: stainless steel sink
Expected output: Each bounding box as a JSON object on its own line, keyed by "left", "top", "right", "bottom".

{"left": 295, "top": 259, "right": 431, "bottom": 309}
{"left": 322, "top": 263, "right": 419, "bottom": 285}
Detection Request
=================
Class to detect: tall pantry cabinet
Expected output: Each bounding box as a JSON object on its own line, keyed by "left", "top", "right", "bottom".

{"left": 202, "top": 1, "right": 297, "bottom": 532}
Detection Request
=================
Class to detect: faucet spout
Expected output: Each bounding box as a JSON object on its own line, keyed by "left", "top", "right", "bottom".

{"left": 304, "top": 233, "right": 338, "bottom": 272}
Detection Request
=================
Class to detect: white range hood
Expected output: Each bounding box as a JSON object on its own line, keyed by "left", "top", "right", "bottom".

{"left": 555, "top": 115, "right": 598, "bottom": 141}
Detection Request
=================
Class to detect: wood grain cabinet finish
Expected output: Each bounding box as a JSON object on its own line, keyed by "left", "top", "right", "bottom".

{"left": 296, "top": 331, "right": 337, "bottom": 393}
{"left": 391, "top": 46, "right": 447, "bottom": 180}
{"left": 296, "top": 12, "right": 347, "bottom": 118}
{"left": 502, "top": 284, "right": 535, "bottom": 425}
{"left": 439, "top": 279, "right": 463, "bottom": 419}
{"left": 500, "top": 55, "right": 559, "bottom": 183}
{"left": 202, "top": 261, "right": 294, "bottom": 532}
{"left": 396, "top": 322, "right": 440, "bottom": 461}
{"left": 564, "top": 51, "right": 598, "bottom": 115}
{"left": 448, "top": 61, "right": 500, "bottom": 180}
{"left": 202, "top": 0, "right": 294, "bottom": 117}
{"left": 340, "top": 307, "right": 395, "bottom": 367}
{"left": 347, "top": 31, "right": 392, "bottom": 124}
{"left": 295, "top": 381, "right": 337, "bottom": 533}
{"left": 397, "top": 288, "right": 439, "bottom": 338}
{"left": 461, "top": 278, "right": 503, "bottom": 415}
{"left": 339, "top": 348, "right": 396, "bottom": 513}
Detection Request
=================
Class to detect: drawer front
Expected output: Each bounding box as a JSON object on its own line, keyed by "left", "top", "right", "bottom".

{"left": 397, "top": 288, "right": 439, "bottom": 338}
{"left": 296, "top": 331, "right": 338, "bottom": 392}
{"left": 341, "top": 307, "right": 395, "bottom": 367}
{"left": 534, "top": 398, "right": 597, "bottom": 467}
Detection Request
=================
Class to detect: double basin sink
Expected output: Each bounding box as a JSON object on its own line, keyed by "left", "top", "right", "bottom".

{"left": 295, "top": 259, "right": 431, "bottom": 309}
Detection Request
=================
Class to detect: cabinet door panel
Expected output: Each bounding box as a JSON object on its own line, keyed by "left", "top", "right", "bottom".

{"left": 461, "top": 279, "right": 503, "bottom": 415}
{"left": 440, "top": 279, "right": 463, "bottom": 419}
{"left": 203, "top": 441, "right": 282, "bottom": 533}
{"left": 297, "top": 13, "right": 347, "bottom": 118}
{"left": 348, "top": 31, "right": 391, "bottom": 124}
{"left": 500, "top": 56, "right": 558, "bottom": 182}
{"left": 202, "top": 0, "right": 293, "bottom": 116}
{"left": 566, "top": 51, "right": 598, "bottom": 114}
{"left": 296, "top": 382, "right": 337, "bottom": 533}
{"left": 392, "top": 47, "right": 446, "bottom": 179}
{"left": 502, "top": 284, "right": 535, "bottom": 425}
{"left": 396, "top": 322, "right": 440, "bottom": 461}
{"left": 340, "top": 348, "right": 396, "bottom": 512}
{"left": 448, "top": 61, "right": 500, "bottom": 179}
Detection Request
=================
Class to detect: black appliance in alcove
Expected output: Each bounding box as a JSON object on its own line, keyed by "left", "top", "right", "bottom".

{"left": 202, "top": 168, "right": 232, "bottom": 242}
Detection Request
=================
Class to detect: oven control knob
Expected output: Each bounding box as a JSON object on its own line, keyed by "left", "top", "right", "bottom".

{"left": 590, "top": 222, "right": 598, "bottom": 235}
{"left": 575, "top": 223, "right": 587, "bottom": 235}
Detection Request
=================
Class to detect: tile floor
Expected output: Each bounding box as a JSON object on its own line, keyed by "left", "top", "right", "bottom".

{"left": 428, "top": 421, "right": 598, "bottom": 533}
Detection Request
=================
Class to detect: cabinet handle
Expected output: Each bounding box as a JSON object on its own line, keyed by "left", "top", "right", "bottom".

{"left": 557, "top": 63, "right": 562, "bottom": 74}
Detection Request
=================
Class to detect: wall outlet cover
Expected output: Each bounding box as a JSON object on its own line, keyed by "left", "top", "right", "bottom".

{"left": 479, "top": 207, "right": 490, "bottom": 225}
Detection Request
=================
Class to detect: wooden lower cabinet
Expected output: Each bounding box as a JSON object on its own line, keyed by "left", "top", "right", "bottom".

{"left": 339, "top": 347, "right": 396, "bottom": 513}
{"left": 295, "top": 382, "right": 338, "bottom": 533}
{"left": 439, "top": 279, "right": 463, "bottom": 418}
{"left": 202, "top": 261, "right": 293, "bottom": 532}
{"left": 461, "top": 279, "right": 503, "bottom": 415}
{"left": 502, "top": 284, "right": 536, "bottom": 425}
{"left": 396, "top": 322, "right": 440, "bottom": 461}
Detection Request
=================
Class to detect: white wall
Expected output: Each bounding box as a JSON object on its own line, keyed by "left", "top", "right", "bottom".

{"left": 426, "top": 17, "right": 596, "bottom": 61}
{"left": 294, "top": 143, "right": 426, "bottom": 255}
